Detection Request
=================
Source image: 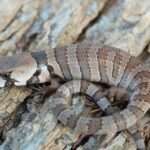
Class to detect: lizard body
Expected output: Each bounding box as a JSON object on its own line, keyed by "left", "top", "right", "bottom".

{"left": 49, "top": 80, "right": 145, "bottom": 149}
{"left": 0, "top": 42, "right": 149, "bottom": 147}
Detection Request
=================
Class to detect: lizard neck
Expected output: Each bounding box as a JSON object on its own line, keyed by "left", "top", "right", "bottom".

{"left": 45, "top": 48, "right": 65, "bottom": 80}
{"left": 31, "top": 51, "right": 47, "bottom": 65}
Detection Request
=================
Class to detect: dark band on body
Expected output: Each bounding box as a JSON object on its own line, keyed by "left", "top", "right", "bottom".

{"left": 119, "top": 56, "right": 142, "bottom": 89}
{"left": 98, "top": 48, "right": 109, "bottom": 84}
{"left": 76, "top": 45, "right": 91, "bottom": 80}
{"left": 31, "top": 51, "right": 48, "bottom": 65}
{"left": 55, "top": 47, "right": 72, "bottom": 80}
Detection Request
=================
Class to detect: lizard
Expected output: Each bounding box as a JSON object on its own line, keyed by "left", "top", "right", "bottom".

{"left": 0, "top": 42, "right": 149, "bottom": 147}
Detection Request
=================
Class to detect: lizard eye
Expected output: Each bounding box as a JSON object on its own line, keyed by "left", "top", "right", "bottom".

{"left": 48, "top": 65, "right": 54, "bottom": 74}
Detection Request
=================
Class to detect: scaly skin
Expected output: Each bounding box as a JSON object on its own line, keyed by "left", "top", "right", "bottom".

{"left": 0, "top": 42, "right": 149, "bottom": 147}
{"left": 48, "top": 80, "right": 145, "bottom": 149}
{"left": 47, "top": 43, "right": 150, "bottom": 132}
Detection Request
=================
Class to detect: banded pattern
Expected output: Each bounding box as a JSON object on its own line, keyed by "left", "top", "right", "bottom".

{"left": 48, "top": 80, "right": 145, "bottom": 149}
{"left": 0, "top": 42, "right": 149, "bottom": 148}
{"left": 46, "top": 43, "right": 150, "bottom": 129}
{"left": 45, "top": 48, "right": 64, "bottom": 78}
{"left": 67, "top": 44, "right": 82, "bottom": 79}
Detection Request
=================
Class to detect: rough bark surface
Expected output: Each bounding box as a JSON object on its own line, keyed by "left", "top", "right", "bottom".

{"left": 0, "top": 0, "right": 149, "bottom": 150}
